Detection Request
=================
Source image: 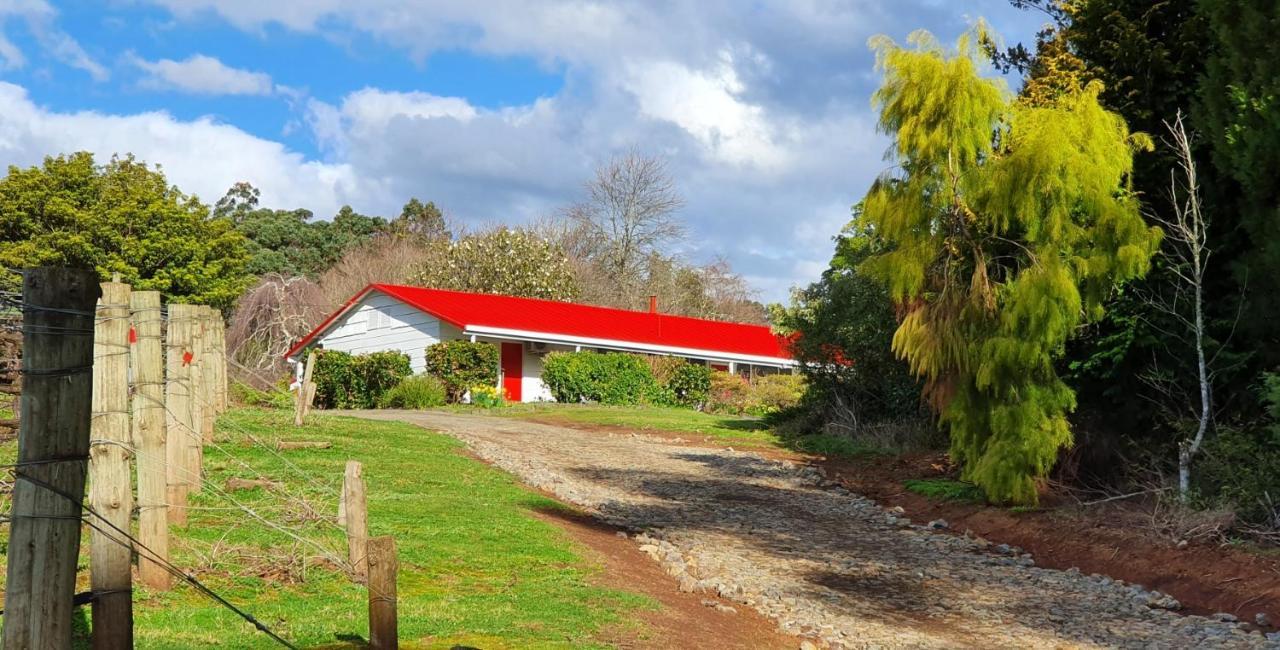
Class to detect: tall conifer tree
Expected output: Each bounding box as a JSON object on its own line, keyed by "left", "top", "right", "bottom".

{"left": 858, "top": 27, "right": 1162, "bottom": 503}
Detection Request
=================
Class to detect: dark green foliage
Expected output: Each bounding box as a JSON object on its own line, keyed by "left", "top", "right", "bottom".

{"left": 0, "top": 152, "right": 253, "bottom": 310}
{"left": 1197, "top": 0, "right": 1280, "bottom": 369}
{"left": 787, "top": 433, "right": 886, "bottom": 459}
{"left": 391, "top": 198, "right": 450, "bottom": 241}
{"left": 312, "top": 349, "right": 412, "bottom": 409}
{"left": 772, "top": 221, "right": 923, "bottom": 424}
{"left": 903, "top": 478, "right": 984, "bottom": 503}
{"left": 424, "top": 341, "right": 499, "bottom": 403}
{"left": 227, "top": 183, "right": 390, "bottom": 278}
{"left": 1194, "top": 371, "right": 1280, "bottom": 528}
{"left": 378, "top": 375, "right": 448, "bottom": 409}
{"left": 540, "top": 352, "right": 657, "bottom": 406}
{"left": 658, "top": 362, "right": 712, "bottom": 407}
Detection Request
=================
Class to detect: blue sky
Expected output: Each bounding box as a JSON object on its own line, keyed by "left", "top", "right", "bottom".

{"left": 0, "top": 1, "right": 1048, "bottom": 302}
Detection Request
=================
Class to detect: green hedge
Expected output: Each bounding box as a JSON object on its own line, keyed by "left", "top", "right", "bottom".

{"left": 425, "top": 341, "right": 499, "bottom": 403}
{"left": 541, "top": 351, "right": 657, "bottom": 405}
{"left": 656, "top": 362, "right": 712, "bottom": 407}
{"left": 378, "top": 374, "right": 448, "bottom": 409}
{"left": 312, "top": 349, "right": 412, "bottom": 409}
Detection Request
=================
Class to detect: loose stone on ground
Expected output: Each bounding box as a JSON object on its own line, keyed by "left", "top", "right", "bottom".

{"left": 355, "top": 411, "right": 1274, "bottom": 649}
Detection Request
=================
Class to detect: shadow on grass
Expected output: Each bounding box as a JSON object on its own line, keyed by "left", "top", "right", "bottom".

{"left": 709, "top": 417, "right": 771, "bottom": 433}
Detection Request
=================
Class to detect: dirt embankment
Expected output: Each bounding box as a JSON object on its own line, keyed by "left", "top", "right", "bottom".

{"left": 819, "top": 452, "right": 1280, "bottom": 628}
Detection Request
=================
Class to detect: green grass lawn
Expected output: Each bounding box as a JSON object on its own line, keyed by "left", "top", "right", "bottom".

{"left": 474, "top": 402, "right": 781, "bottom": 448}
{"left": 1, "top": 408, "right": 651, "bottom": 649}
{"left": 477, "top": 402, "right": 887, "bottom": 459}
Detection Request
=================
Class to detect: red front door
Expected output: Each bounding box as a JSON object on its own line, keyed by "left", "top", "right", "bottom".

{"left": 501, "top": 342, "right": 523, "bottom": 402}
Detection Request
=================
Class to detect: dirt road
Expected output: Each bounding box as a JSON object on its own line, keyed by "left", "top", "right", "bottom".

{"left": 349, "top": 410, "right": 1272, "bottom": 649}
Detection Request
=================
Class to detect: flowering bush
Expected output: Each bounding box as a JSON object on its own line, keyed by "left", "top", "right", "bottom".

{"left": 706, "top": 371, "right": 751, "bottom": 414}
{"left": 470, "top": 384, "right": 506, "bottom": 408}
{"left": 412, "top": 228, "right": 579, "bottom": 301}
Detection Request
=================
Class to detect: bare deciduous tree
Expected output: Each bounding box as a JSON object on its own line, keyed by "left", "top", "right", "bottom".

{"left": 1141, "top": 111, "right": 1214, "bottom": 499}
{"left": 226, "top": 274, "right": 326, "bottom": 384}
{"left": 566, "top": 151, "right": 685, "bottom": 300}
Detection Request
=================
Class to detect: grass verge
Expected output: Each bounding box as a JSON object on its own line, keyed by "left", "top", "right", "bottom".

{"left": 1, "top": 408, "right": 650, "bottom": 649}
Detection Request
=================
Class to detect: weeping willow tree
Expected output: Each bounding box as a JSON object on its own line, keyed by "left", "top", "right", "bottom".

{"left": 858, "top": 26, "right": 1162, "bottom": 504}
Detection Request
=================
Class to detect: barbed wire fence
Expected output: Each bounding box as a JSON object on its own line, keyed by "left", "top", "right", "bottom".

{"left": 0, "top": 268, "right": 399, "bottom": 648}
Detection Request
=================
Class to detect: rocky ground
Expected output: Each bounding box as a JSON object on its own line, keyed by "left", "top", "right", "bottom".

{"left": 352, "top": 410, "right": 1277, "bottom": 649}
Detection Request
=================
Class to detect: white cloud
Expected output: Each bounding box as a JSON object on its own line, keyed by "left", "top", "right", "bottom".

{"left": 0, "top": 0, "right": 107, "bottom": 80}
{"left": 127, "top": 53, "right": 274, "bottom": 95}
{"left": 0, "top": 0, "right": 1049, "bottom": 301}
{"left": 622, "top": 52, "right": 788, "bottom": 168}
{"left": 0, "top": 82, "right": 358, "bottom": 212}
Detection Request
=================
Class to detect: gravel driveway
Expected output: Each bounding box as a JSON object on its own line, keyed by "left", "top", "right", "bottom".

{"left": 348, "top": 410, "right": 1273, "bottom": 649}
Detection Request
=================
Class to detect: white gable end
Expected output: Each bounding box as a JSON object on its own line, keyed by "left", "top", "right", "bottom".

{"left": 316, "top": 292, "right": 442, "bottom": 372}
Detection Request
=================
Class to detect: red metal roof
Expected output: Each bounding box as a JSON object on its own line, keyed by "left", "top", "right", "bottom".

{"left": 286, "top": 284, "right": 793, "bottom": 361}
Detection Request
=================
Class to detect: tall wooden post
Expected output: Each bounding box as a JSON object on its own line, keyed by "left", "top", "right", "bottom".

{"left": 295, "top": 350, "right": 316, "bottom": 427}
{"left": 187, "top": 307, "right": 205, "bottom": 494}
{"left": 301, "top": 350, "right": 317, "bottom": 421}
{"left": 344, "top": 460, "right": 369, "bottom": 582}
{"left": 130, "top": 290, "right": 171, "bottom": 590}
{"left": 214, "top": 313, "right": 228, "bottom": 412}
{"left": 2, "top": 268, "right": 100, "bottom": 650}
{"left": 165, "top": 303, "right": 196, "bottom": 524}
{"left": 198, "top": 307, "right": 218, "bottom": 440}
{"left": 89, "top": 281, "right": 134, "bottom": 648}
{"left": 367, "top": 536, "right": 398, "bottom": 650}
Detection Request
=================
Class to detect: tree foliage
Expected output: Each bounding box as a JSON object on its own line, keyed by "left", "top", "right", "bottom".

{"left": 424, "top": 341, "right": 499, "bottom": 403}
{"left": 772, "top": 219, "right": 922, "bottom": 425}
{"left": 227, "top": 184, "right": 390, "bottom": 279}
{"left": 390, "top": 197, "right": 450, "bottom": 241}
{"left": 0, "top": 152, "right": 252, "bottom": 310}
{"left": 859, "top": 27, "right": 1161, "bottom": 503}
{"left": 1197, "top": 0, "right": 1280, "bottom": 358}
{"left": 413, "top": 227, "right": 579, "bottom": 301}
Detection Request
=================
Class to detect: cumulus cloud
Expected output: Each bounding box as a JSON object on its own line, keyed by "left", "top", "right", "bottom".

{"left": 127, "top": 53, "right": 275, "bottom": 95}
{"left": 0, "top": 82, "right": 359, "bottom": 211}
{"left": 1, "top": 1, "right": 1049, "bottom": 301}
{"left": 0, "top": 0, "right": 108, "bottom": 80}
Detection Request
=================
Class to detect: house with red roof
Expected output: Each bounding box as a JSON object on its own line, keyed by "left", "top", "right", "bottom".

{"left": 285, "top": 283, "right": 796, "bottom": 402}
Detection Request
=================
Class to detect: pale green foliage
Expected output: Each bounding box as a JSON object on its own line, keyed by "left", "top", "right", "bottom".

{"left": 859, "top": 26, "right": 1161, "bottom": 504}
{"left": 413, "top": 227, "right": 579, "bottom": 301}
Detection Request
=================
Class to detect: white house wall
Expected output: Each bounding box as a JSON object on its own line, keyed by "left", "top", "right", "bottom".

{"left": 520, "top": 343, "right": 575, "bottom": 402}
{"left": 316, "top": 292, "right": 444, "bottom": 372}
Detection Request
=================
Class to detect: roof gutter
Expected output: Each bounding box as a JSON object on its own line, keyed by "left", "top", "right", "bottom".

{"left": 463, "top": 324, "right": 797, "bottom": 368}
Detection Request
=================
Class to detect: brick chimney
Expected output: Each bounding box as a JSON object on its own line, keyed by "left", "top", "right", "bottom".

{"left": 648, "top": 295, "right": 658, "bottom": 314}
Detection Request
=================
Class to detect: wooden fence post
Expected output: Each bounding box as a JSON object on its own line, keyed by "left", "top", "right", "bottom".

{"left": 295, "top": 350, "right": 316, "bottom": 427}
{"left": 2, "top": 268, "right": 100, "bottom": 650}
{"left": 130, "top": 290, "right": 170, "bottom": 590}
{"left": 215, "top": 313, "right": 228, "bottom": 412}
{"left": 165, "top": 303, "right": 196, "bottom": 524}
{"left": 199, "top": 307, "right": 218, "bottom": 439}
{"left": 344, "top": 460, "right": 369, "bottom": 582}
{"left": 89, "top": 281, "right": 134, "bottom": 648}
{"left": 367, "top": 536, "right": 398, "bottom": 650}
{"left": 302, "top": 350, "right": 317, "bottom": 420}
{"left": 187, "top": 307, "right": 205, "bottom": 494}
